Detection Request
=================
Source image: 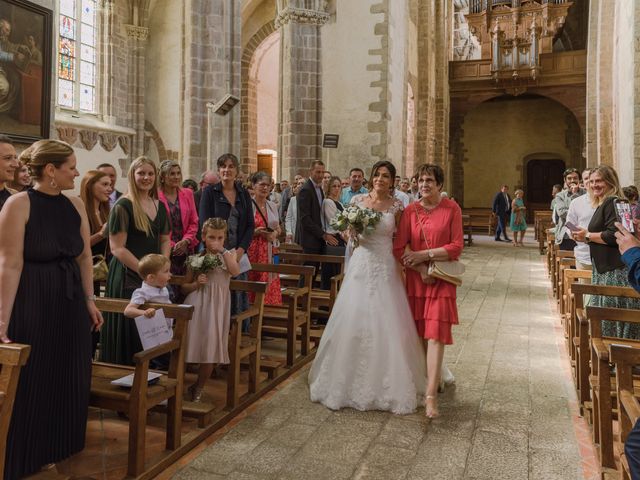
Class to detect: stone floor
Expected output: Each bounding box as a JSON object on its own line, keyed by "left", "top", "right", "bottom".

{"left": 168, "top": 236, "right": 597, "bottom": 480}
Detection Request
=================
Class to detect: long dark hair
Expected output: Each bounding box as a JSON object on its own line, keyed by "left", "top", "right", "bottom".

{"left": 370, "top": 160, "right": 396, "bottom": 186}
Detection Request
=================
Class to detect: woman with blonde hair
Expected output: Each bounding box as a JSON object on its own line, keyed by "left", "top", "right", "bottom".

{"left": 101, "top": 156, "right": 171, "bottom": 365}
{"left": 157, "top": 160, "right": 199, "bottom": 276}
{"left": 510, "top": 189, "right": 527, "bottom": 246}
{"left": 573, "top": 165, "right": 640, "bottom": 338}
{"left": 0, "top": 139, "right": 102, "bottom": 478}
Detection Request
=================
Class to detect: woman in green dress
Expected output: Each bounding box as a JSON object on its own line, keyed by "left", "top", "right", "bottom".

{"left": 510, "top": 189, "right": 527, "bottom": 246}
{"left": 100, "top": 157, "right": 170, "bottom": 365}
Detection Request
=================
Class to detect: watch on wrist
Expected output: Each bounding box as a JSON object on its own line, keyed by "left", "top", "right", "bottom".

{"left": 86, "top": 295, "right": 97, "bottom": 302}
{"left": 585, "top": 232, "right": 591, "bottom": 243}
{"left": 428, "top": 249, "right": 435, "bottom": 259}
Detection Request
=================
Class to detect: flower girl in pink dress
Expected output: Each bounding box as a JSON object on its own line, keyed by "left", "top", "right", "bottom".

{"left": 181, "top": 218, "right": 240, "bottom": 402}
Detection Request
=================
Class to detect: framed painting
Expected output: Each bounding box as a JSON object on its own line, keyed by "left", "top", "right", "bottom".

{"left": 0, "top": 0, "right": 52, "bottom": 142}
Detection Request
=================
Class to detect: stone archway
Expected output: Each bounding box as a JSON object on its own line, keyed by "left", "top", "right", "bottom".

{"left": 241, "top": 21, "right": 279, "bottom": 174}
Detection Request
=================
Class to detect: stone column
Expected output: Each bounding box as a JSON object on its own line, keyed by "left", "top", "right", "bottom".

{"left": 123, "top": 0, "right": 151, "bottom": 160}
{"left": 276, "top": 0, "right": 329, "bottom": 181}
{"left": 182, "top": 0, "right": 241, "bottom": 178}
{"left": 416, "top": 0, "right": 450, "bottom": 167}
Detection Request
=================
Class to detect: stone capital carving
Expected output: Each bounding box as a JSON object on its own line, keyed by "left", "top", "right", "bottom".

{"left": 275, "top": 0, "right": 330, "bottom": 28}
{"left": 124, "top": 24, "right": 149, "bottom": 41}
{"left": 99, "top": 132, "right": 119, "bottom": 152}
{"left": 79, "top": 129, "right": 99, "bottom": 150}
{"left": 56, "top": 126, "right": 78, "bottom": 145}
{"left": 118, "top": 135, "right": 131, "bottom": 155}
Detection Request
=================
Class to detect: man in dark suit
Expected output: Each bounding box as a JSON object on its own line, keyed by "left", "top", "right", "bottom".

{"left": 492, "top": 184, "right": 512, "bottom": 242}
{"left": 97, "top": 163, "right": 123, "bottom": 208}
{"left": 296, "top": 160, "right": 339, "bottom": 254}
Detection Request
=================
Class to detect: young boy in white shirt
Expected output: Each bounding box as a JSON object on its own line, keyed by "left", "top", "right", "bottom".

{"left": 124, "top": 254, "right": 172, "bottom": 318}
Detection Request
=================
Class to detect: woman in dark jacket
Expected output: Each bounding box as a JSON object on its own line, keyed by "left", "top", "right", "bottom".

{"left": 574, "top": 165, "right": 640, "bottom": 338}
{"left": 199, "top": 153, "right": 255, "bottom": 315}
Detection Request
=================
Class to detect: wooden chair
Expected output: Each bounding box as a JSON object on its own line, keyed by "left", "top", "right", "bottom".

{"left": 610, "top": 344, "right": 640, "bottom": 480}
{"left": 227, "top": 280, "right": 267, "bottom": 409}
{"left": 461, "top": 208, "right": 495, "bottom": 235}
{"left": 0, "top": 344, "right": 31, "bottom": 479}
{"left": 588, "top": 306, "right": 640, "bottom": 471}
{"left": 571, "top": 284, "right": 640, "bottom": 418}
{"left": 91, "top": 299, "right": 193, "bottom": 477}
{"left": 251, "top": 263, "right": 315, "bottom": 366}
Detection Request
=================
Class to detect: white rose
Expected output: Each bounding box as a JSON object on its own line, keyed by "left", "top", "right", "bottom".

{"left": 347, "top": 212, "right": 358, "bottom": 223}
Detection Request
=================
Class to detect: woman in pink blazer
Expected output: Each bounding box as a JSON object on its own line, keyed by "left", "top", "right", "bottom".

{"left": 158, "top": 160, "right": 200, "bottom": 275}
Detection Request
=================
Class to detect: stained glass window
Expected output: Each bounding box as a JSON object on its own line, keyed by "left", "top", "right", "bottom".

{"left": 57, "top": 0, "right": 97, "bottom": 112}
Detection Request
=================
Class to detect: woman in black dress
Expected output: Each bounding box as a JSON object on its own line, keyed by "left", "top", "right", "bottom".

{"left": 0, "top": 139, "right": 103, "bottom": 479}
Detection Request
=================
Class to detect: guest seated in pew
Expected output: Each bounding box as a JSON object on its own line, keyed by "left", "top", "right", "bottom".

{"left": 0, "top": 140, "right": 103, "bottom": 479}
{"left": 248, "top": 172, "right": 282, "bottom": 305}
{"left": 181, "top": 218, "right": 240, "bottom": 402}
{"left": 573, "top": 165, "right": 640, "bottom": 339}
{"left": 124, "top": 254, "right": 172, "bottom": 319}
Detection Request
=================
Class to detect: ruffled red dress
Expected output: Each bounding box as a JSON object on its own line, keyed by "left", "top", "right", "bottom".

{"left": 393, "top": 198, "right": 464, "bottom": 345}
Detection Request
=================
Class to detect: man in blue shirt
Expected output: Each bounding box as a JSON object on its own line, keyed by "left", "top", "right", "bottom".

{"left": 340, "top": 167, "right": 368, "bottom": 205}
{"left": 615, "top": 219, "right": 640, "bottom": 479}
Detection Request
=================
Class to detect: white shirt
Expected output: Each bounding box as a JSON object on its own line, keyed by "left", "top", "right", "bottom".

{"left": 394, "top": 189, "right": 410, "bottom": 208}
{"left": 566, "top": 194, "right": 596, "bottom": 265}
{"left": 323, "top": 198, "right": 343, "bottom": 235}
{"left": 285, "top": 196, "right": 298, "bottom": 238}
{"left": 130, "top": 281, "right": 172, "bottom": 306}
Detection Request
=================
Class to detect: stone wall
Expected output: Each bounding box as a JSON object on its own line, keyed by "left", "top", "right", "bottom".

{"left": 460, "top": 97, "right": 576, "bottom": 208}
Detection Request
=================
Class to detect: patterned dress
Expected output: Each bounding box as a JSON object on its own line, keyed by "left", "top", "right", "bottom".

{"left": 248, "top": 210, "right": 282, "bottom": 305}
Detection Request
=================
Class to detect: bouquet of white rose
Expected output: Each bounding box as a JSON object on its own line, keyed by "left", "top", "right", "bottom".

{"left": 186, "top": 253, "right": 223, "bottom": 275}
{"left": 330, "top": 204, "right": 382, "bottom": 247}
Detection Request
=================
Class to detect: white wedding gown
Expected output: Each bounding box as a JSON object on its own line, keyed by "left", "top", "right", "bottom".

{"left": 308, "top": 198, "right": 427, "bottom": 414}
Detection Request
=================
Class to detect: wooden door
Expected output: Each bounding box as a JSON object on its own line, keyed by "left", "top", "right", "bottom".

{"left": 257, "top": 154, "right": 273, "bottom": 176}
{"left": 526, "top": 158, "right": 565, "bottom": 222}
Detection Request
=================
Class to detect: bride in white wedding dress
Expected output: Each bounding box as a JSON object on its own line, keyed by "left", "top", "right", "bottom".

{"left": 308, "top": 161, "right": 427, "bottom": 414}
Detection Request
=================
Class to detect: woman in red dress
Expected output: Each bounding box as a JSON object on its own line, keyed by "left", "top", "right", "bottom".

{"left": 248, "top": 172, "right": 282, "bottom": 305}
{"left": 393, "top": 163, "right": 463, "bottom": 418}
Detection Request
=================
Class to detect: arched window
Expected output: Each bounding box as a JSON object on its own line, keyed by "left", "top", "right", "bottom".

{"left": 57, "top": 0, "right": 97, "bottom": 113}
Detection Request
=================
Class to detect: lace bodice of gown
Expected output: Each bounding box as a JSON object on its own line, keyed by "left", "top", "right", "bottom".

{"left": 350, "top": 194, "right": 403, "bottom": 255}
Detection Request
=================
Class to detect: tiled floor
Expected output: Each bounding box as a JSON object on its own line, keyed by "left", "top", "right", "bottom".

{"left": 169, "top": 236, "right": 599, "bottom": 480}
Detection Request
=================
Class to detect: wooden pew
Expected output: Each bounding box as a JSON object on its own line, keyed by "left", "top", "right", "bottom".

{"left": 610, "top": 344, "right": 640, "bottom": 480}
{"left": 250, "top": 263, "right": 315, "bottom": 367}
{"left": 571, "top": 284, "right": 640, "bottom": 418}
{"left": 0, "top": 344, "right": 31, "bottom": 480}
{"left": 227, "top": 280, "right": 267, "bottom": 409}
{"left": 546, "top": 229, "right": 556, "bottom": 275}
{"left": 461, "top": 214, "right": 473, "bottom": 246}
{"left": 461, "top": 208, "right": 495, "bottom": 236}
{"left": 588, "top": 307, "right": 640, "bottom": 472}
{"left": 555, "top": 255, "right": 575, "bottom": 303}
{"left": 562, "top": 269, "right": 591, "bottom": 361}
{"left": 92, "top": 299, "right": 193, "bottom": 477}
{"left": 278, "top": 252, "right": 345, "bottom": 318}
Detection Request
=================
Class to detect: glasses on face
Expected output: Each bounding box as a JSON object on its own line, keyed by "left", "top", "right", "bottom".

{"left": 419, "top": 178, "right": 437, "bottom": 185}
{"left": 255, "top": 182, "right": 270, "bottom": 188}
